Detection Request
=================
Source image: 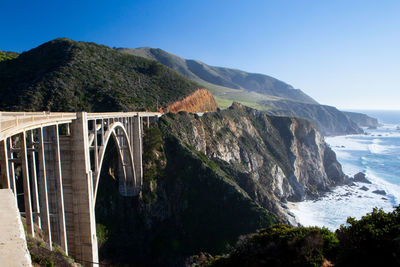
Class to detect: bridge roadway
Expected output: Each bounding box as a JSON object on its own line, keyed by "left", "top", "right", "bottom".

{"left": 0, "top": 111, "right": 162, "bottom": 266}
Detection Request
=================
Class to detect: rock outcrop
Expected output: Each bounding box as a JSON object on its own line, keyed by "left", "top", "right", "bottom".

{"left": 161, "top": 102, "right": 346, "bottom": 203}
{"left": 353, "top": 172, "right": 372, "bottom": 184}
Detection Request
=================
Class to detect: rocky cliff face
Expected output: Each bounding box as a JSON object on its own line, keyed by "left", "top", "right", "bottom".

{"left": 162, "top": 102, "right": 346, "bottom": 204}
{"left": 95, "top": 103, "right": 347, "bottom": 265}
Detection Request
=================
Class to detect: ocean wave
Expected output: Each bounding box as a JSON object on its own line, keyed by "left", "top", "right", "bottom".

{"left": 364, "top": 168, "right": 400, "bottom": 204}
{"left": 291, "top": 125, "right": 400, "bottom": 230}
{"left": 291, "top": 181, "right": 398, "bottom": 230}
{"left": 368, "top": 143, "right": 399, "bottom": 154}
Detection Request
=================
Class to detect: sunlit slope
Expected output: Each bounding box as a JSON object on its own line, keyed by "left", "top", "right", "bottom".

{"left": 118, "top": 47, "right": 318, "bottom": 108}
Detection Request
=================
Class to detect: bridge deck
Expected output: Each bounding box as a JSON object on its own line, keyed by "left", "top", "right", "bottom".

{"left": 0, "top": 189, "right": 32, "bottom": 267}
{"left": 0, "top": 111, "right": 162, "bottom": 141}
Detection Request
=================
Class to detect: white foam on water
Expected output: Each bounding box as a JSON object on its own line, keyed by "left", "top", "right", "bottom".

{"left": 368, "top": 142, "right": 399, "bottom": 154}
{"left": 290, "top": 124, "right": 400, "bottom": 230}
{"left": 341, "top": 163, "right": 363, "bottom": 177}
{"left": 334, "top": 150, "right": 353, "bottom": 159}
{"left": 364, "top": 168, "right": 400, "bottom": 204}
{"left": 290, "top": 180, "right": 397, "bottom": 230}
{"left": 325, "top": 135, "right": 369, "bottom": 152}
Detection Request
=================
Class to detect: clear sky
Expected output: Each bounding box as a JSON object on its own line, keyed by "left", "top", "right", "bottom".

{"left": 1, "top": 0, "right": 399, "bottom": 110}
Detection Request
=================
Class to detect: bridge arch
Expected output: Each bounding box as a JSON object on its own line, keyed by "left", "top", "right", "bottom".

{"left": 93, "top": 122, "right": 137, "bottom": 202}
{"left": 0, "top": 111, "right": 161, "bottom": 266}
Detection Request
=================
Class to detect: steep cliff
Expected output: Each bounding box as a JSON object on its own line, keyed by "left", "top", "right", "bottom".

{"left": 95, "top": 103, "right": 347, "bottom": 265}
{"left": 161, "top": 102, "right": 346, "bottom": 203}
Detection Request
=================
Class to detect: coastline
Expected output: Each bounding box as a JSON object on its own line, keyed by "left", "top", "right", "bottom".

{"left": 288, "top": 123, "right": 400, "bottom": 230}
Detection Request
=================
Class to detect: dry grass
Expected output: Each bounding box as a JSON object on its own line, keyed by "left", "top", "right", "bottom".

{"left": 165, "top": 88, "right": 218, "bottom": 113}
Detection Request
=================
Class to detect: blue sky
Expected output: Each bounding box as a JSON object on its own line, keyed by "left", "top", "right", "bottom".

{"left": 1, "top": 0, "right": 399, "bottom": 110}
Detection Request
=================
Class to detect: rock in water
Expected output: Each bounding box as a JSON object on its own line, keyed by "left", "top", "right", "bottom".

{"left": 353, "top": 172, "right": 372, "bottom": 184}
{"left": 372, "top": 190, "right": 386, "bottom": 195}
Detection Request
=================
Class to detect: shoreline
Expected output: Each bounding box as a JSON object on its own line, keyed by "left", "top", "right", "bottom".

{"left": 288, "top": 124, "right": 400, "bottom": 230}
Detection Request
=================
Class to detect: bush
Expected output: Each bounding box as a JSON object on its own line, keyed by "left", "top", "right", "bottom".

{"left": 208, "top": 224, "right": 338, "bottom": 267}
{"left": 336, "top": 206, "right": 400, "bottom": 266}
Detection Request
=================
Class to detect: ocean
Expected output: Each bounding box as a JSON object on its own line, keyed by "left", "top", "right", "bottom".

{"left": 290, "top": 110, "right": 400, "bottom": 230}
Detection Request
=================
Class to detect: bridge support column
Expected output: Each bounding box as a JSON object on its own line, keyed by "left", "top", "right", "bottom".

{"left": 44, "top": 125, "right": 68, "bottom": 253}
{"left": 0, "top": 140, "right": 10, "bottom": 189}
{"left": 67, "top": 112, "right": 98, "bottom": 266}
{"left": 133, "top": 114, "right": 143, "bottom": 189}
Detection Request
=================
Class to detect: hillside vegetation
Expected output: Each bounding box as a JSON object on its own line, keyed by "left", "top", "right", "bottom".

{"left": 119, "top": 47, "right": 318, "bottom": 106}
{"left": 0, "top": 39, "right": 205, "bottom": 112}
{"left": 193, "top": 206, "right": 400, "bottom": 267}
{"left": 0, "top": 51, "right": 19, "bottom": 62}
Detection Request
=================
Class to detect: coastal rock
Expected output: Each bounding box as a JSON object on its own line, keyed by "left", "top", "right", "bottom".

{"left": 160, "top": 103, "right": 347, "bottom": 221}
{"left": 354, "top": 172, "right": 372, "bottom": 184}
{"left": 372, "top": 190, "right": 386, "bottom": 196}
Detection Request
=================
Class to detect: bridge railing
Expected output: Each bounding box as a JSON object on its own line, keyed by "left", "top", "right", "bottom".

{"left": 0, "top": 112, "right": 76, "bottom": 141}
{"left": 86, "top": 111, "right": 162, "bottom": 119}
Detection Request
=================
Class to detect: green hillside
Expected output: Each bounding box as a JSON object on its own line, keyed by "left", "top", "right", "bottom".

{"left": 0, "top": 51, "right": 19, "bottom": 62}
{"left": 118, "top": 47, "right": 318, "bottom": 108}
{"left": 0, "top": 39, "right": 201, "bottom": 112}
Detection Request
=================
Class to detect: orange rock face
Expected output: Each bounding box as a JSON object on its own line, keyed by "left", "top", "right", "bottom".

{"left": 165, "top": 88, "right": 218, "bottom": 113}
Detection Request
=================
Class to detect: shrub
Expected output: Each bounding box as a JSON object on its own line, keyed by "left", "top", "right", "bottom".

{"left": 209, "top": 224, "right": 338, "bottom": 267}
{"left": 335, "top": 206, "right": 400, "bottom": 266}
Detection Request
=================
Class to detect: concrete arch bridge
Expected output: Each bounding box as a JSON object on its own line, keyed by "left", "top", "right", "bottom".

{"left": 0, "top": 111, "right": 161, "bottom": 266}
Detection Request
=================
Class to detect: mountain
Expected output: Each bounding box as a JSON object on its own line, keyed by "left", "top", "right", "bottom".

{"left": 343, "top": 111, "right": 379, "bottom": 128}
{"left": 0, "top": 38, "right": 216, "bottom": 112}
{"left": 120, "top": 47, "right": 373, "bottom": 136}
{"left": 95, "top": 103, "right": 347, "bottom": 265}
{"left": 261, "top": 100, "right": 363, "bottom": 136}
{"left": 118, "top": 47, "right": 318, "bottom": 106}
